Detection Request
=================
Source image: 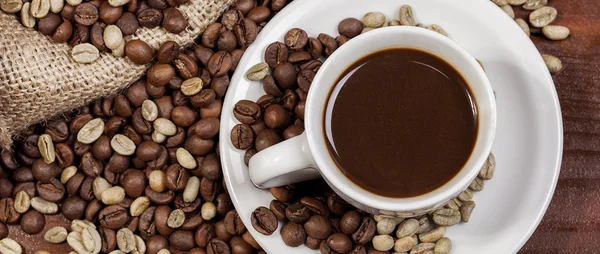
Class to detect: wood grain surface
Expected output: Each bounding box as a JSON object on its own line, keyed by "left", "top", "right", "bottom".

{"left": 515, "top": 0, "right": 600, "bottom": 253}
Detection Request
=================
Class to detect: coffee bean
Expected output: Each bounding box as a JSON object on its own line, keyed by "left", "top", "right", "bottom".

{"left": 199, "top": 99, "right": 223, "bottom": 119}
{"left": 207, "top": 51, "right": 232, "bottom": 77}
{"left": 31, "top": 0, "right": 50, "bottom": 18}
{"left": 52, "top": 20, "right": 73, "bottom": 43}
{"left": 74, "top": 3, "right": 99, "bottom": 26}
{"left": 21, "top": 3, "right": 37, "bottom": 28}
{"left": 126, "top": 40, "right": 154, "bottom": 64}
{"left": 245, "top": 62, "right": 269, "bottom": 81}
{"left": 223, "top": 210, "right": 245, "bottom": 235}
{"left": 38, "top": 13, "right": 62, "bottom": 36}
{"left": 234, "top": 18, "right": 258, "bottom": 48}
{"left": 432, "top": 208, "right": 461, "bottom": 226}
{"left": 159, "top": 7, "right": 187, "bottom": 33}
{"left": 542, "top": 25, "right": 570, "bottom": 40}
{"left": 434, "top": 237, "right": 452, "bottom": 254}
{"left": 0, "top": 238, "right": 22, "bottom": 254}
{"left": 411, "top": 243, "right": 435, "bottom": 254}
{"left": 523, "top": 0, "right": 547, "bottom": 10}
{"left": 247, "top": 6, "right": 270, "bottom": 23}
{"left": 288, "top": 51, "right": 312, "bottom": 64}
{"left": 281, "top": 222, "right": 306, "bottom": 247}
{"left": 230, "top": 124, "right": 255, "bottom": 150}
{"left": 263, "top": 42, "right": 289, "bottom": 69}
{"left": 251, "top": 206, "right": 278, "bottom": 235}
{"left": 273, "top": 62, "right": 297, "bottom": 89}
{"left": 99, "top": 205, "right": 129, "bottom": 229}
{"left": 338, "top": 18, "right": 363, "bottom": 38}
{"left": 113, "top": 12, "right": 138, "bottom": 36}
{"left": 31, "top": 197, "right": 58, "bottom": 214}
{"left": 233, "top": 100, "right": 262, "bottom": 125}
{"left": 206, "top": 239, "right": 230, "bottom": 254}
{"left": 362, "top": 12, "right": 386, "bottom": 28}
{"left": 318, "top": 33, "right": 338, "bottom": 57}
{"left": 98, "top": 1, "right": 122, "bottom": 24}
{"left": 325, "top": 233, "right": 352, "bottom": 253}
{"left": 398, "top": 5, "right": 416, "bottom": 26}
{"left": 0, "top": 198, "right": 20, "bottom": 224}
{"left": 202, "top": 23, "right": 224, "bottom": 48}
{"left": 478, "top": 153, "right": 495, "bottom": 180}
{"left": 0, "top": 0, "right": 22, "bottom": 13}
{"left": 285, "top": 202, "right": 310, "bottom": 224}
{"left": 110, "top": 134, "right": 136, "bottom": 156}
{"left": 37, "top": 178, "right": 66, "bottom": 202}
{"left": 90, "top": 22, "right": 108, "bottom": 50}
{"left": 45, "top": 226, "right": 68, "bottom": 243}
{"left": 154, "top": 41, "right": 180, "bottom": 64}
{"left": 138, "top": 8, "right": 163, "bottom": 28}
{"left": 352, "top": 217, "right": 376, "bottom": 245}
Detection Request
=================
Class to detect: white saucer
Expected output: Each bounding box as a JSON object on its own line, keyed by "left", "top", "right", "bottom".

{"left": 219, "top": 0, "right": 563, "bottom": 253}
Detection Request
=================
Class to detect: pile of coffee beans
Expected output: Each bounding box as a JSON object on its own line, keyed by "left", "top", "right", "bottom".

{"left": 230, "top": 5, "right": 500, "bottom": 253}
{"left": 491, "top": 0, "right": 568, "bottom": 73}
{"left": 0, "top": 0, "right": 291, "bottom": 253}
{"left": 0, "top": 0, "right": 190, "bottom": 63}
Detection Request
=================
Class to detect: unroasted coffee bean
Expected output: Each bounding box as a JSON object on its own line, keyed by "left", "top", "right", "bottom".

{"left": 0, "top": 0, "right": 22, "bottom": 13}
{"left": 542, "top": 54, "right": 563, "bottom": 74}
{"left": 251, "top": 206, "right": 278, "bottom": 235}
{"left": 399, "top": 5, "right": 416, "bottom": 26}
{"left": 230, "top": 124, "right": 255, "bottom": 150}
{"left": 434, "top": 237, "right": 452, "bottom": 254}
{"left": 0, "top": 238, "right": 21, "bottom": 254}
{"left": 352, "top": 217, "right": 376, "bottom": 245}
{"left": 432, "top": 208, "right": 461, "bottom": 226}
{"left": 245, "top": 62, "right": 269, "bottom": 81}
{"left": 284, "top": 28, "right": 308, "bottom": 51}
{"left": 542, "top": 25, "right": 570, "bottom": 40}
{"left": 138, "top": 8, "right": 163, "bottom": 28}
{"left": 478, "top": 153, "right": 495, "bottom": 180}
{"left": 523, "top": 0, "right": 547, "bottom": 10}
{"left": 162, "top": 7, "right": 187, "bottom": 33}
{"left": 265, "top": 42, "right": 288, "bottom": 69}
{"left": 530, "top": 6, "right": 557, "bottom": 27}
{"left": 45, "top": 226, "right": 68, "bottom": 244}
{"left": 30, "top": 0, "right": 50, "bottom": 18}
{"left": 234, "top": 18, "right": 258, "bottom": 48}
{"left": 338, "top": 18, "right": 363, "bottom": 38}
{"left": 363, "top": 11, "right": 386, "bottom": 27}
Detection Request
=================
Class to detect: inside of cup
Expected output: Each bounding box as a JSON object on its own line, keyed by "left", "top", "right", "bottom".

{"left": 305, "top": 26, "right": 496, "bottom": 212}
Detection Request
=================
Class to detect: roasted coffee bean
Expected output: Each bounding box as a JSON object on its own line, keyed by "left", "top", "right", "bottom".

{"left": 199, "top": 178, "right": 218, "bottom": 202}
{"left": 171, "top": 106, "right": 196, "bottom": 127}
{"left": 281, "top": 222, "right": 306, "bottom": 247}
{"left": 91, "top": 135, "right": 112, "bottom": 160}
{"left": 303, "top": 215, "right": 332, "bottom": 240}
{"left": 99, "top": 1, "right": 122, "bottom": 24}
{"left": 194, "top": 223, "right": 215, "bottom": 248}
{"left": 99, "top": 227, "right": 117, "bottom": 253}
{"left": 269, "top": 200, "right": 287, "bottom": 221}
{"left": 126, "top": 80, "right": 149, "bottom": 107}
{"left": 1, "top": 150, "right": 19, "bottom": 170}
{"left": 338, "top": 17, "right": 363, "bottom": 38}
{"left": 199, "top": 99, "right": 223, "bottom": 119}
{"left": 281, "top": 89, "right": 299, "bottom": 111}
{"left": 215, "top": 193, "right": 233, "bottom": 217}
{"left": 327, "top": 193, "right": 349, "bottom": 215}
{"left": 286, "top": 202, "right": 311, "bottom": 224}
{"left": 340, "top": 210, "right": 361, "bottom": 235}
{"left": 222, "top": 9, "right": 242, "bottom": 30}
{"left": 211, "top": 74, "right": 230, "bottom": 99}
{"left": 262, "top": 75, "right": 283, "bottom": 97}
{"left": 31, "top": 159, "right": 60, "bottom": 184}
{"left": 12, "top": 167, "right": 33, "bottom": 183}
{"left": 165, "top": 164, "right": 189, "bottom": 191}
{"left": 255, "top": 129, "right": 282, "bottom": 151}
{"left": 99, "top": 205, "right": 129, "bottom": 229}
{"left": 202, "top": 23, "right": 224, "bottom": 49}
{"left": 288, "top": 51, "right": 312, "bottom": 64}
{"left": 174, "top": 52, "right": 198, "bottom": 79}
{"left": 247, "top": 6, "right": 270, "bottom": 23}
{"left": 233, "top": 100, "right": 262, "bottom": 125}
{"left": 352, "top": 217, "right": 376, "bottom": 245}
{"left": 52, "top": 20, "right": 74, "bottom": 43}
{"left": 146, "top": 235, "right": 169, "bottom": 254}
{"left": 273, "top": 62, "right": 297, "bottom": 89}
{"left": 234, "top": 18, "right": 258, "bottom": 48}
{"left": 153, "top": 205, "right": 173, "bottom": 236}
{"left": 284, "top": 28, "right": 308, "bottom": 51}
{"left": 318, "top": 33, "right": 338, "bottom": 57}
{"left": 37, "top": 178, "right": 66, "bottom": 202}
{"left": 161, "top": 7, "right": 187, "bottom": 33}
{"left": 80, "top": 152, "right": 104, "bottom": 177}
{"left": 20, "top": 210, "right": 45, "bottom": 234}
{"left": 224, "top": 210, "right": 245, "bottom": 235}
{"left": 88, "top": 22, "right": 107, "bottom": 50}
{"left": 0, "top": 198, "right": 20, "bottom": 224}
{"left": 22, "top": 135, "right": 42, "bottom": 158}
{"left": 61, "top": 196, "right": 87, "bottom": 220}
{"left": 157, "top": 41, "right": 181, "bottom": 64}
{"left": 207, "top": 51, "right": 232, "bottom": 77}
{"left": 264, "top": 42, "right": 290, "bottom": 69}
{"left": 251, "top": 206, "right": 277, "bottom": 235}
{"left": 230, "top": 48, "right": 245, "bottom": 71}
{"left": 84, "top": 199, "right": 102, "bottom": 222}
{"left": 300, "top": 196, "right": 329, "bottom": 217}
{"left": 0, "top": 179, "right": 12, "bottom": 199}
{"left": 168, "top": 230, "right": 195, "bottom": 251}
{"left": 200, "top": 153, "right": 221, "bottom": 181}
{"left": 206, "top": 239, "right": 230, "bottom": 254}
{"left": 126, "top": 39, "right": 154, "bottom": 64}
{"left": 38, "top": 13, "right": 62, "bottom": 36}
{"left": 74, "top": 3, "right": 99, "bottom": 26}
{"left": 114, "top": 12, "right": 138, "bottom": 35}
{"left": 230, "top": 124, "right": 255, "bottom": 150}
{"left": 283, "top": 125, "right": 304, "bottom": 139}
{"left": 138, "top": 8, "right": 163, "bottom": 28}
{"left": 145, "top": 186, "right": 176, "bottom": 204}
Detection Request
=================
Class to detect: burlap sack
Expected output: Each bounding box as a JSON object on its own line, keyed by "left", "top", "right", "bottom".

{"left": 0, "top": 0, "right": 236, "bottom": 150}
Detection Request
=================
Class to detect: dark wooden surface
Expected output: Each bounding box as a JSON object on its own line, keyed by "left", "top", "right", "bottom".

{"left": 516, "top": 0, "right": 600, "bottom": 253}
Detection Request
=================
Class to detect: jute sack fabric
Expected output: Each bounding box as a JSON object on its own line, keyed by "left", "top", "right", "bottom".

{"left": 0, "top": 0, "right": 236, "bottom": 150}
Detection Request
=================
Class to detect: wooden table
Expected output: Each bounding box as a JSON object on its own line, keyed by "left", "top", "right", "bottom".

{"left": 516, "top": 1, "right": 600, "bottom": 253}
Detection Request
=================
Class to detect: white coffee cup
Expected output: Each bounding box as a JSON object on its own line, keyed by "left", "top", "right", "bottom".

{"left": 249, "top": 26, "right": 496, "bottom": 217}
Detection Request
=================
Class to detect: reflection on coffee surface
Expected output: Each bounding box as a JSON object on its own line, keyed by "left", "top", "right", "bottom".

{"left": 324, "top": 48, "right": 478, "bottom": 198}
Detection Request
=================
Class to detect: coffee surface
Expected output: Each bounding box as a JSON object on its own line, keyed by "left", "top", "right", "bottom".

{"left": 324, "top": 48, "right": 478, "bottom": 198}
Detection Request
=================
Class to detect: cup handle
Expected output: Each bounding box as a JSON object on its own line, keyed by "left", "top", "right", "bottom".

{"left": 248, "top": 132, "right": 321, "bottom": 188}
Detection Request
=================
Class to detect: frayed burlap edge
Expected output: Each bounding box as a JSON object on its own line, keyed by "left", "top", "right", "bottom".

{"left": 0, "top": 0, "right": 235, "bottom": 151}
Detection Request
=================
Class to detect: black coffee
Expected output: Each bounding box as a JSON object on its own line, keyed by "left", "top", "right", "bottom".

{"left": 324, "top": 48, "right": 478, "bottom": 198}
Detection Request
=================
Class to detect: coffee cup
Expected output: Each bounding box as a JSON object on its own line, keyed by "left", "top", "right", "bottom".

{"left": 249, "top": 26, "right": 496, "bottom": 216}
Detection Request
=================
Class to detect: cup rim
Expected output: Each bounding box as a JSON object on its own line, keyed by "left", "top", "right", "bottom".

{"left": 304, "top": 26, "right": 497, "bottom": 212}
